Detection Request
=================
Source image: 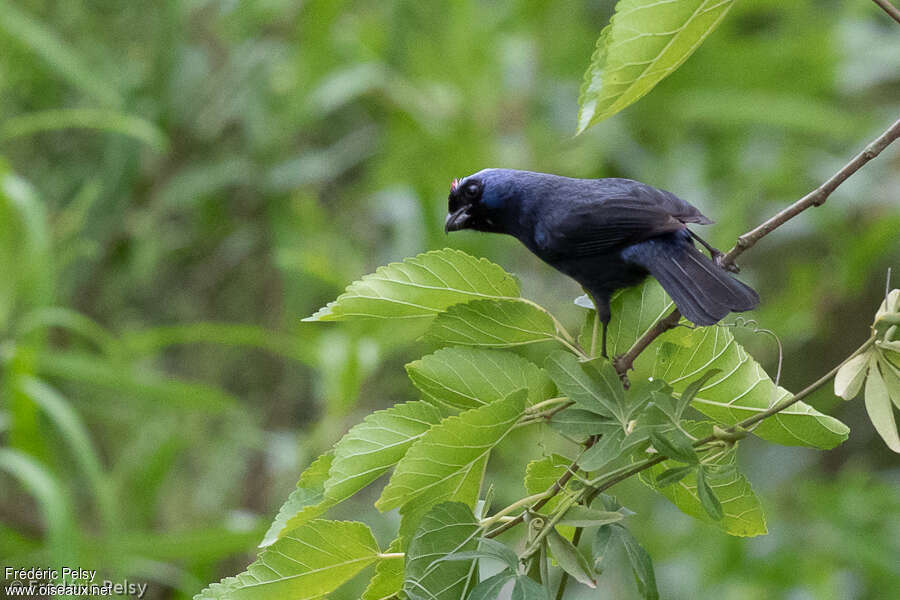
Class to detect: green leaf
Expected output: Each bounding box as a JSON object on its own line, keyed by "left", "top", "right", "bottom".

{"left": 0, "top": 0, "right": 122, "bottom": 106}
{"left": 549, "top": 408, "right": 614, "bottom": 438}
{"left": 547, "top": 529, "right": 597, "bottom": 588}
{"left": 363, "top": 537, "right": 404, "bottom": 600}
{"left": 260, "top": 453, "right": 334, "bottom": 546}
{"left": 641, "top": 423, "right": 767, "bottom": 536}
{"left": 674, "top": 369, "right": 721, "bottom": 419}
{"left": 195, "top": 520, "right": 380, "bottom": 600}
{"left": 863, "top": 355, "right": 900, "bottom": 452}
{"left": 1, "top": 109, "right": 168, "bottom": 152}
{"left": 655, "top": 327, "right": 849, "bottom": 449}
{"left": 377, "top": 390, "right": 526, "bottom": 512}
{"left": 648, "top": 428, "right": 698, "bottom": 464}
{"left": 577, "top": 0, "right": 737, "bottom": 132}
{"left": 304, "top": 249, "right": 519, "bottom": 322}
{"left": 425, "top": 300, "right": 560, "bottom": 349}
{"left": 581, "top": 280, "right": 675, "bottom": 360}
{"left": 327, "top": 400, "right": 447, "bottom": 502}
{"left": 695, "top": 467, "right": 724, "bottom": 521}
{"left": 653, "top": 465, "right": 693, "bottom": 488}
{"left": 407, "top": 347, "right": 555, "bottom": 409}
{"left": 544, "top": 352, "right": 625, "bottom": 423}
{"left": 558, "top": 505, "right": 625, "bottom": 527}
{"left": 878, "top": 355, "right": 900, "bottom": 410}
{"left": 613, "top": 525, "right": 659, "bottom": 600}
{"left": 467, "top": 572, "right": 513, "bottom": 600}
{"left": 524, "top": 454, "right": 572, "bottom": 513}
{"left": 578, "top": 426, "right": 639, "bottom": 472}
{"left": 443, "top": 538, "right": 519, "bottom": 572}
{"left": 834, "top": 353, "right": 871, "bottom": 401}
{"left": 511, "top": 576, "right": 548, "bottom": 600}
{"left": 404, "top": 502, "right": 480, "bottom": 600}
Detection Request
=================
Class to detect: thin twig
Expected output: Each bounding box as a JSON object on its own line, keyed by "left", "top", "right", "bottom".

{"left": 613, "top": 309, "right": 682, "bottom": 376}
{"left": 613, "top": 117, "right": 900, "bottom": 377}
{"left": 723, "top": 117, "right": 900, "bottom": 266}
{"left": 872, "top": 0, "right": 900, "bottom": 24}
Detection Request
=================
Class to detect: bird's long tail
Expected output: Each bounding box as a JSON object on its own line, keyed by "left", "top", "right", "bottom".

{"left": 624, "top": 232, "right": 760, "bottom": 326}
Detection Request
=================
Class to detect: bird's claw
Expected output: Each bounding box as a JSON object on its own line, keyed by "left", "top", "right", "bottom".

{"left": 713, "top": 251, "right": 739, "bottom": 273}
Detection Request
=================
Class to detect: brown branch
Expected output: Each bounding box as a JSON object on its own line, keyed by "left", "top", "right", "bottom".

{"left": 723, "top": 117, "right": 900, "bottom": 266}
{"left": 613, "top": 116, "right": 900, "bottom": 377}
{"left": 613, "top": 309, "right": 682, "bottom": 376}
{"left": 872, "top": 0, "right": 900, "bottom": 24}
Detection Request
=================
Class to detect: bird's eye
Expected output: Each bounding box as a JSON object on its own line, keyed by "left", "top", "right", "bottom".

{"left": 464, "top": 183, "right": 479, "bottom": 198}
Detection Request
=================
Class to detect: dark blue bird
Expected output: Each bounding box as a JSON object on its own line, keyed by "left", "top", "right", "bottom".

{"left": 444, "top": 169, "right": 759, "bottom": 357}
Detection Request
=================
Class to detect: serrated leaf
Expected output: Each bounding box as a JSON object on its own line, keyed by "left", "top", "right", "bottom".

{"left": 577, "top": 0, "right": 737, "bottom": 132}
{"left": 695, "top": 467, "right": 724, "bottom": 520}
{"left": 511, "top": 576, "right": 548, "bottom": 600}
{"left": 363, "top": 537, "right": 404, "bottom": 600}
{"left": 544, "top": 352, "right": 625, "bottom": 423}
{"left": 404, "top": 502, "right": 480, "bottom": 600}
{"left": 863, "top": 356, "right": 900, "bottom": 452}
{"left": 834, "top": 353, "right": 871, "bottom": 401}
{"left": 549, "top": 408, "right": 614, "bottom": 438}
{"left": 655, "top": 327, "right": 849, "bottom": 449}
{"left": 327, "top": 400, "right": 447, "bottom": 503}
{"left": 305, "top": 249, "right": 519, "bottom": 322}
{"left": 195, "top": 520, "right": 379, "bottom": 600}
{"left": 641, "top": 422, "right": 766, "bottom": 536}
{"left": 558, "top": 505, "right": 624, "bottom": 527}
{"left": 467, "top": 572, "right": 513, "bottom": 600}
{"left": 377, "top": 390, "right": 527, "bottom": 512}
{"left": 407, "top": 347, "right": 554, "bottom": 409}
{"left": 547, "top": 530, "right": 597, "bottom": 588}
{"left": 580, "top": 278, "right": 675, "bottom": 361}
{"left": 425, "top": 299, "right": 560, "bottom": 348}
{"left": 260, "top": 452, "right": 333, "bottom": 546}
{"left": 524, "top": 454, "right": 572, "bottom": 514}
{"left": 648, "top": 428, "right": 698, "bottom": 464}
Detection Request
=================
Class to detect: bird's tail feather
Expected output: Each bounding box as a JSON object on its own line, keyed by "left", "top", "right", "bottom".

{"left": 628, "top": 236, "right": 759, "bottom": 326}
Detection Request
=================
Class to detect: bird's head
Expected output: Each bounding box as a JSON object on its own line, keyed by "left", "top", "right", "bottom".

{"left": 444, "top": 169, "right": 516, "bottom": 234}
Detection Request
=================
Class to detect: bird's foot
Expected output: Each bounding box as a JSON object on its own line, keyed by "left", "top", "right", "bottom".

{"left": 612, "top": 355, "right": 631, "bottom": 389}
{"left": 713, "top": 250, "right": 740, "bottom": 273}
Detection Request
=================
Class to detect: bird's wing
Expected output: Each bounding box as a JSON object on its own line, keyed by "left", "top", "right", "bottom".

{"left": 545, "top": 182, "right": 711, "bottom": 257}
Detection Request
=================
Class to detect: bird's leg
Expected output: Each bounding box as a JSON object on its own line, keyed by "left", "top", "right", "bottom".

{"left": 687, "top": 228, "right": 739, "bottom": 273}
{"left": 589, "top": 294, "right": 612, "bottom": 359}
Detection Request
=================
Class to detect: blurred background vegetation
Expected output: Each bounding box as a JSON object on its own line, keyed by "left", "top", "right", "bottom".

{"left": 0, "top": 0, "right": 898, "bottom": 598}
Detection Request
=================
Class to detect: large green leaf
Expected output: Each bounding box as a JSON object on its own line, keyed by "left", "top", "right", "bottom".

{"left": 327, "top": 400, "right": 448, "bottom": 502}
{"left": 406, "top": 347, "right": 555, "bottom": 409}
{"left": 195, "top": 520, "right": 380, "bottom": 600}
{"left": 377, "top": 390, "right": 526, "bottom": 512}
{"left": 577, "top": 0, "right": 737, "bottom": 132}
{"left": 260, "top": 453, "right": 334, "bottom": 547}
{"left": 403, "top": 502, "right": 480, "bottom": 600}
{"left": 424, "top": 299, "right": 561, "bottom": 349}
{"left": 304, "top": 249, "right": 519, "bottom": 322}
{"left": 655, "top": 327, "right": 849, "bottom": 449}
{"left": 641, "top": 423, "right": 767, "bottom": 537}
{"left": 264, "top": 401, "right": 447, "bottom": 546}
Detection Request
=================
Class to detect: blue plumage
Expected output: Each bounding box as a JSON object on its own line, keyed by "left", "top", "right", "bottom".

{"left": 445, "top": 169, "right": 759, "bottom": 357}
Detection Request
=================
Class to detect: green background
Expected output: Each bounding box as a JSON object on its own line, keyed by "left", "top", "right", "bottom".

{"left": 1, "top": 1, "right": 898, "bottom": 598}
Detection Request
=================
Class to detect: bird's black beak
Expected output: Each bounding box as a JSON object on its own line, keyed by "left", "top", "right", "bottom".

{"left": 444, "top": 205, "right": 472, "bottom": 233}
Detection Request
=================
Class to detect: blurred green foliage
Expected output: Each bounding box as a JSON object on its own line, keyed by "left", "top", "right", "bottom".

{"left": 0, "top": 0, "right": 897, "bottom": 599}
